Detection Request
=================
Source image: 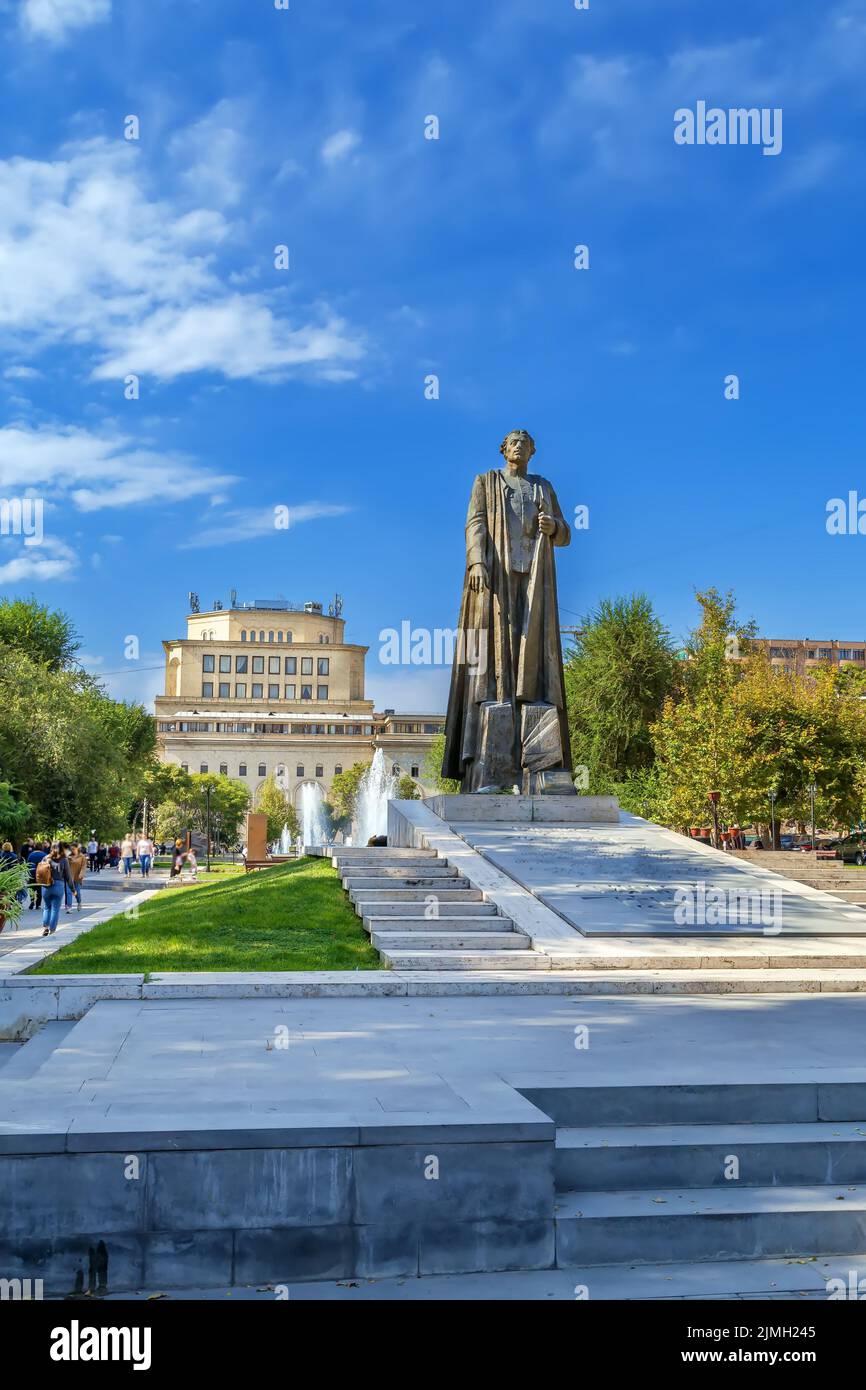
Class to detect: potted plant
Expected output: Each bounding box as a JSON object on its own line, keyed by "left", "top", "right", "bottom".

{"left": 0, "top": 860, "right": 29, "bottom": 934}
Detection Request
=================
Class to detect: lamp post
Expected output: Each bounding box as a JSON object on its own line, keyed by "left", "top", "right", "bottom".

{"left": 205, "top": 784, "right": 212, "bottom": 874}
{"left": 808, "top": 781, "right": 817, "bottom": 853}
{"left": 769, "top": 789, "right": 778, "bottom": 850}
{"left": 708, "top": 789, "right": 721, "bottom": 849}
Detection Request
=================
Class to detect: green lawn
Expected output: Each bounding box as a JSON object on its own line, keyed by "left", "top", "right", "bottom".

{"left": 30, "top": 858, "right": 379, "bottom": 974}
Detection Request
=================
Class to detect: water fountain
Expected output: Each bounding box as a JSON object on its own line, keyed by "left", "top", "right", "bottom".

{"left": 354, "top": 748, "right": 399, "bottom": 845}
{"left": 300, "top": 781, "right": 330, "bottom": 849}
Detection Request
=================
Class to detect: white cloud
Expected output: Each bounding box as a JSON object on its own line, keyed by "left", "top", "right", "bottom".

{"left": 321, "top": 129, "right": 361, "bottom": 165}
{"left": 0, "top": 424, "right": 237, "bottom": 512}
{"left": 20, "top": 0, "right": 110, "bottom": 43}
{"left": 93, "top": 296, "right": 364, "bottom": 383}
{"left": 0, "top": 139, "right": 365, "bottom": 383}
{"left": 180, "top": 501, "right": 353, "bottom": 549}
{"left": 0, "top": 535, "right": 78, "bottom": 582}
{"left": 4, "top": 365, "right": 42, "bottom": 380}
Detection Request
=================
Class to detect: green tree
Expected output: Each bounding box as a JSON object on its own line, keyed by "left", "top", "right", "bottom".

{"left": 0, "top": 597, "right": 80, "bottom": 670}
{"left": 423, "top": 732, "right": 460, "bottom": 793}
{"left": 396, "top": 774, "right": 420, "bottom": 801}
{"left": 0, "top": 642, "right": 156, "bottom": 839}
{"left": 328, "top": 762, "right": 370, "bottom": 828}
{"left": 153, "top": 773, "right": 250, "bottom": 846}
{"left": 0, "top": 782, "right": 32, "bottom": 843}
{"left": 646, "top": 589, "right": 756, "bottom": 831}
{"left": 564, "top": 594, "right": 679, "bottom": 790}
{"left": 256, "top": 775, "right": 301, "bottom": 843}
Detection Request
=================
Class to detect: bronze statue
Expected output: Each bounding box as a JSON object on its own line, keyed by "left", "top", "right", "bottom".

{"left": 442, "top": 428, "right": 575, "bottom": 794}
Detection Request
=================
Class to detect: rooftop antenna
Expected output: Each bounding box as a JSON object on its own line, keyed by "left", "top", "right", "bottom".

{"left": 329, "top": 593, "right": 343, "bottom": 618}
{"left": 188, "top": 591, "right": 200, "bottom": 613}
{"left": 230, "top": 588, "right": 237, "bottom": 608}
{"left": 213, "top": 599, "right": 223, "bottom": 611}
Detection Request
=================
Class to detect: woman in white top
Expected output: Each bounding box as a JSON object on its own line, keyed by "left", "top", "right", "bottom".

{"left": 136, "top": 835, "right": 154, "bottom": 878}
{"left": 120, "top": 835, "right": 135, "bottom": 877}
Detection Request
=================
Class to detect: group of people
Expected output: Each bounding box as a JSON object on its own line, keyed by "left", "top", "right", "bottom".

{"left": 84, "top": 835, "right": 160, "bottom": 877}
{"left": 1, "top": 840, "right": 88, "bottom": 936}
{"left": 1, "top": 831, "right": 168, "bottom": 938}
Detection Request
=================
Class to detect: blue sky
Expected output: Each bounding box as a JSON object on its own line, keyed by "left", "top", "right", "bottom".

{"left": 1, "top": 0, "right": 865, "bottom": 713}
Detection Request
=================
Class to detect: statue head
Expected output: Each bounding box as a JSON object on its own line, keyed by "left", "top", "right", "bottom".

{"left": 500, "top": 429, "right": 536, "bottom": 473}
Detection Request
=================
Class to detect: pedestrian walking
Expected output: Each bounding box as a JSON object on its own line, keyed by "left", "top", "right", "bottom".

{"left": 86, "top": 836, "right": 98, "bottom": 873}
{"left": 37, "top": 843, "right": 74, "bottom": 935}
{"left": 27, "top": 841, "right": 49, "bottom": 910}
{"left": 170, "top": 838, "right": 185, "bottom": 879}
{"left": 120, "top": 834, "right": 135, "bottom": 877}
{"left": 185, "top": 848, "right": 198, "bottom": 881}
{"left": 67, "top": 842, "right": 86, "bottom": 911}
{"left": 136, "top": 832, "right": 154, "bottom": 878}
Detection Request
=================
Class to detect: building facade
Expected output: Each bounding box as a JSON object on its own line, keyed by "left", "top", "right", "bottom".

{"left": 754, "top": 638, "right": 866, "bottom": 677}
{"left": 154, "top": 597, "right": 445, "bottom": 809}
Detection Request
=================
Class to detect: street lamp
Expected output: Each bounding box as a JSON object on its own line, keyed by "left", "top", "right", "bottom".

{"left": 708, "top": 789, "right": 721, "bottom": 849}
{"left": 769, "top": 789, "right": 778, "bottom": 850}
{"left": 205, "top": 784, "right": 212, "bottom": 874}
{"left": 808, "top": 781, "right": 817, "bottom": 853}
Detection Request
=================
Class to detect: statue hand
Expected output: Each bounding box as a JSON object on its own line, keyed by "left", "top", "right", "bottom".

{"left": 538, "top": 512, "right": 556, "bottom": 537}
{"left": 468, "top": 563, "right": 489, "bottom": 593}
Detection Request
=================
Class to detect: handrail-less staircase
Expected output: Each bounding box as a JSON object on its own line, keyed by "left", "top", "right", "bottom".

{"left": 333, "top": 847, "right": 546, "bottom": 970}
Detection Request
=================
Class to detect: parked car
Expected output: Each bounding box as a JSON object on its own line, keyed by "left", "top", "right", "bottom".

{"left": 835, "top": 833, "right": 866, "bottom": 866}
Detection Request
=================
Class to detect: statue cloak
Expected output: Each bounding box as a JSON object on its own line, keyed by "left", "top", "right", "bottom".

{"left": 442, "top": 469, "right": 572, "bottom": 785}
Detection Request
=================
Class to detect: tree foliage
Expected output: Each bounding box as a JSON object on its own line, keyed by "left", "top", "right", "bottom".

{"left": 153, "top": 772, "right": 250, "bottom": 846}
{"left": 256, "top": 775, "right": 300, "bottom": 844}
{"left": 328, "top": 762, "right": 370, "bottom": 826}
{"left": 564, "top": 594, "right": 679, "bottom": 790}
{"left": 424, "top": 732, "right": 460, "bottom": 793}
{"left": 0, "top": 596, "right": 81, "bottom": 670}
{"left": 0, "top": 639, "right": 156, "bottom": 840}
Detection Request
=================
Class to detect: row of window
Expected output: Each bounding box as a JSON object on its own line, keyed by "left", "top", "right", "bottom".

{"left": 181, "top": 762, "right": 421, "bottom": 779}
{"left": 185, "top": 763, "right": 335, "bottom": 779}
{"left": 810, "top": 648, "right": 866, "bottom": 661}
{"left": 203, "top": 655, "right": 329, "bottom": 676}
{"left": 227, "top": 630, "right": 332, "bottom": 644}
{"left": 159, "top": 721, "right": 378, "bottom": 735}
{"left": 202, "top": 682, "right": 329, "bottom": 701}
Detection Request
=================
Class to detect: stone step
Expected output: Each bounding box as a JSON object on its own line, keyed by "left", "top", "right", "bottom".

{"left": 330, "top": 847, "right": 438, "bottom": 858}
{"left": 518, "top": 1080, "right": 866, "bottom": 1127}
{"left": 341, "top": 865, "right": 459, "bottom": 881}
{"left": 379, "top": 950, "right": 549, "bottom": 971}
{"left": 0, "top": 1021, "right": 75, "bottom": 1079}
{"left": 357, "top": 901, "right": 498, "bottom": 918}
{"left": 350, "top": 888, "right": 484, "bottom": 903}
{"left": 344, "top": 875, "right": 465, "bottom": 891}
{"left": 332, "top": 856, "right": 439, "bottom": 871}
{"left": 555, "top": 1183, "right": 866, "bottom": 1267}
{"left": 555, "top": 1122, "right": 866, "bottom": 1192}
{"left": 364, "top": 916, "right": 514, "bottom": 935}
{"left": 372, "top": 931, "right": 529, "bottom": 952}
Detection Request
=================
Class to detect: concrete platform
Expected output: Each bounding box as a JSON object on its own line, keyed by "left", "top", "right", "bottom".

{"left": 7, "top": 993, "right": 866, "bottom": 1293}
{"left": 449, "top": 815, "right": 866, "bottom": 936}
